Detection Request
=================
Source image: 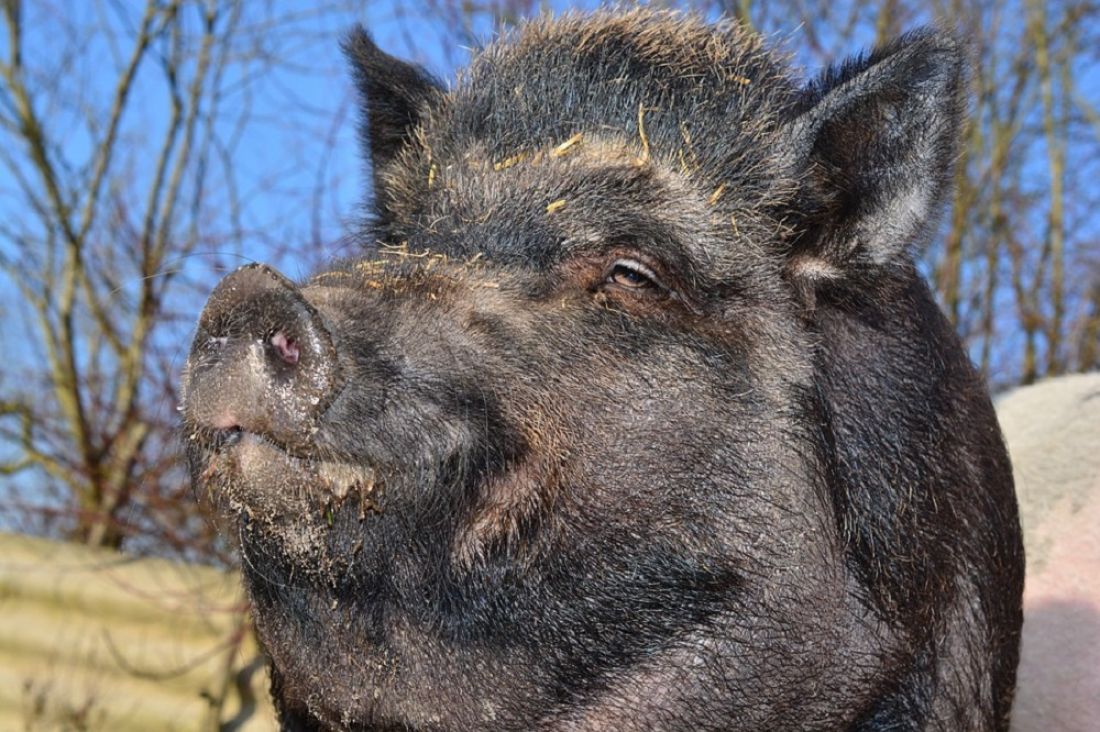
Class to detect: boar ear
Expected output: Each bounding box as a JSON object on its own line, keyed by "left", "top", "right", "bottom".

{"left": 343, "top": 27, "right": 442, "bottom": 192}
{"left": 784, "top": 29, "right": 965, "bottom": 293}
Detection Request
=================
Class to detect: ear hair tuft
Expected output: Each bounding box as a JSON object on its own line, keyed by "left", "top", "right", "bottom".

{"left": 343, "top": 27, "right": 443, "bottom": 216}
{"left": 783, "top": 28, "right": 966, "bottom": 295}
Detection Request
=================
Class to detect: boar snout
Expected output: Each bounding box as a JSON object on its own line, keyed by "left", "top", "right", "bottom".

{"left": 182, "top": 263, "right": 344, "bottom": 453}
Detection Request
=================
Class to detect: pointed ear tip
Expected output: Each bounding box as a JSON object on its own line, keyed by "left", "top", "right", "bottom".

{"left": 900, "top": 27, "right": 968, "bottom": 72}
{"left": 342, "top": 25, "right": 379, "bottom": 58}
{"left": 902, "top": 26, "right": 961, "bottom": 49}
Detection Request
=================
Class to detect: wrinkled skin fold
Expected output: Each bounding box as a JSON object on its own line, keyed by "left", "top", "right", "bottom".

{"left": 181, "top": 10, "right": 1024, "bottom": 731}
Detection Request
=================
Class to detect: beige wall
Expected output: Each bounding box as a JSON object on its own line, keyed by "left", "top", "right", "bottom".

{"left": 0, "top": 532, "right": 276, "bottom": 731}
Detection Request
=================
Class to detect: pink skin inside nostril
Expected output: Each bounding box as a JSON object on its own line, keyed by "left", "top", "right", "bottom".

{"left": 271, "top": 331, "right": 299, "bottom": 365}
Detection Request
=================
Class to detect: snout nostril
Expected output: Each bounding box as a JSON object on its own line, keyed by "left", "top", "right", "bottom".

{"left": 187, "top": 264, "right": 344, "bottom": 449}
{"left": 271, "top": 331, "right": 300, "bottom": 365}
{"left": 212, "top": 426, "right": 243, "bottom": 450}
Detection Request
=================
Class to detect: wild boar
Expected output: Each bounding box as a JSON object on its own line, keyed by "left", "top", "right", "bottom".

{"left": 998, "top": 373, "right": 1100, "bottom": 732}
{"left": 181, "top": 10, "right": 1024, "bottom": 730}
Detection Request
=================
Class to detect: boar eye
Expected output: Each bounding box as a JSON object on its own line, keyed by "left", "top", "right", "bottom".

{"left": 605, "top": 259, "right": 661, "bottom": 292}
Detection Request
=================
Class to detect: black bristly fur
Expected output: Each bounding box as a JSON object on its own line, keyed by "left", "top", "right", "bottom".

{"left": 343, "top": 28, "right": 444, "bottom": 224}
{"left": 785, "top": 29, "right": 967, "bottom": 292}
{"left": 181, "top": 10, "right": 1023, "bottom": 731}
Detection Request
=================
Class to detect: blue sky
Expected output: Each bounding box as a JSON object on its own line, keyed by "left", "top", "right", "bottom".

{"left": 0, "top": 0, "right": 618, "bottom": 529}
{"left": 1, "top": 1, "right": 1096, "bottom": 533}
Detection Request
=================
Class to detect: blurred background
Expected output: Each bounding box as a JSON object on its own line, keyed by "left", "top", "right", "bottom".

{"left": 0, "top": 0, "right": 1096, "bottom": 729}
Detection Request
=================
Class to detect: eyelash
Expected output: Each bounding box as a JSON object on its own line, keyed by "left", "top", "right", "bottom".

{"left": 604, "top": 258, "right": 663, "bottom": 292}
